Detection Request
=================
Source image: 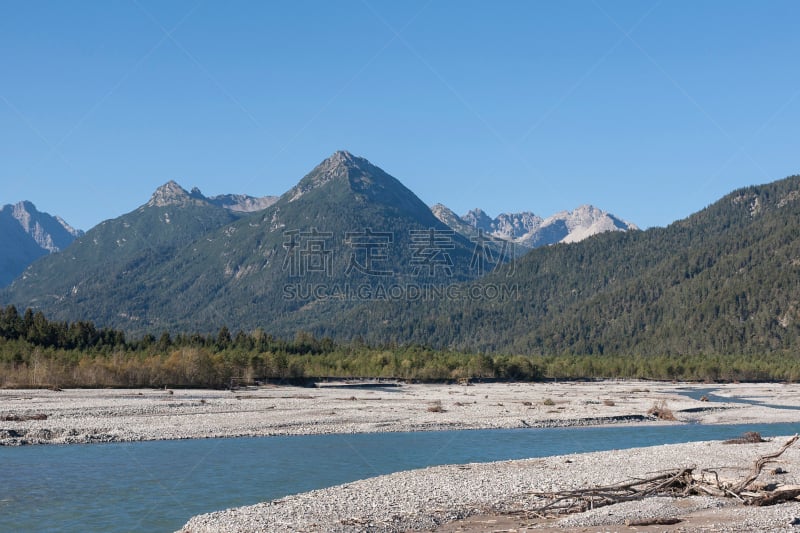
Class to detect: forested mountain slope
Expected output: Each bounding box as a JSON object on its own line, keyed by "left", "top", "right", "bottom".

{"left": 315, "top": 175, "right": 800, "bottom": 356}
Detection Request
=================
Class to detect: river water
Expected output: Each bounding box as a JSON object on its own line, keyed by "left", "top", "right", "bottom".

{"left": 2, "top": 422, "right": 799, "bottom": 532}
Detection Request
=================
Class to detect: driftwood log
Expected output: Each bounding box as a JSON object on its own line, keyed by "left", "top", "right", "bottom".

{"left": 527, "top": 434, "right": 799, "bottom": 518}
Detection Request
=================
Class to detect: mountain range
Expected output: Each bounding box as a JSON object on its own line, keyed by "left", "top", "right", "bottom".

{"left": 6, "top": 151, "right": 797, "bottom": 358}
{"left": 1, "top": 159, "right": 626, "bottom": 292}
{"left": 0, "top": 201, "right": 83, "bottom": 287}
{"left": 432, "top": 204, "right": 636, "bottom": 249}
{"left": 1, "top": 152, "right": 498, "bottom": 333}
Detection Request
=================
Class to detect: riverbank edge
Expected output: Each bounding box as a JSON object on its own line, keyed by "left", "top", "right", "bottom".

{"left": 0, "top": 413, "right": 667, "bottom": 446}
{"left": 179, "top": 435, "right": 800, "bottom": 533}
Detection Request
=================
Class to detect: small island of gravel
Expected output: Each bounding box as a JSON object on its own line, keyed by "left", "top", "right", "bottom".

{"left": 2, "top": 381, "right": 800, "bottom": 445}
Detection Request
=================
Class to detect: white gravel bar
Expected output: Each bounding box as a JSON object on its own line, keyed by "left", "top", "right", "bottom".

{"left": 179, "top": 436, "right": 800, "bottom": 532}
{"left": 2, "top": 381, "right": 800, "bottom": 446}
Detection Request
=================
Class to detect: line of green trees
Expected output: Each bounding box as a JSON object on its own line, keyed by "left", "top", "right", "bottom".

{"left": 1, "top": 305, "right": 799, "bottom": 388}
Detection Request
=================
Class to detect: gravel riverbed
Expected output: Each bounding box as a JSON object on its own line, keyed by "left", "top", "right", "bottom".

{"left": 180, "top": 436, "right": 800, "bottom": 532}
{"left": 3, "top": 381, "right": 800, "bottom": 446}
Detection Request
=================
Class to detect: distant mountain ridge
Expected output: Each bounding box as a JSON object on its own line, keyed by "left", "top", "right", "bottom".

{"left": 432, "top": 203, "right": 637, "bottom": 248}
{"left": 0, "top": 201, "right": 82, "bottom": 287}
{"left": 1, "top": 151, "right": 485, "bottom": 334}
{"left": 146, "top": 180, "right": 277, "bottom": 212}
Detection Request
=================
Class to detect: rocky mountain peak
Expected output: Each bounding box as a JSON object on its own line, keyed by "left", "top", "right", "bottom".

{"left": 430, "top": 203, "right": 454, "bottom": 218}
{"left": 287, "top": 151, "right": 380, "bottom": 202}
{"left": 494, "top": 211, "right": 543, "bottom": 237}
{"left": 550, "top": 205, "right": 638, "bottom": 244}
{"left": 147, "top": 181, "right": 228, "bottom": 209}
{"left": 314, "top": 150, "right": 370, "bottom": 177}
{"left": 0, "top": 200, "right": 83, "bottom": 286}
{"left": 3, "top": 201, "right": 83, "bottom": 252}
{"left": 318, "top": 150, "right": 372, "bottom": 173}
{"left": 147, "top": 180, "right": 197, "bottom": 208}
{"left": 10, "top": 201, "right": 36, "bottom": 233}
{"left": 327, "top": 150, "right": 360, "bottom": 166}
{"left": 462, "top": 208, "right": 495, "bottom": 232}
{"left": 429, "top": 204, "right": 474, "bottom": 235}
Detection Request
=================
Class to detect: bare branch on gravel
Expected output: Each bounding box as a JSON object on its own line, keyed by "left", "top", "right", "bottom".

{"left": 527, "top": 434, "right": 800, "bottom": 518}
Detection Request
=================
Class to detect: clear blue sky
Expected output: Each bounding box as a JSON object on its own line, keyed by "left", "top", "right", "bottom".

{"left": 2, "top": 1, "right": 799, "bottom": 231}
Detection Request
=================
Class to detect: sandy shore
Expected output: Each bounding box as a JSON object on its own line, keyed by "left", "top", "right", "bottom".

{"left": 180, "top": 436, "right": 800, "bottom": 532}
{"left": 2, "top": 381, "right": 800, "bottom": 445}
